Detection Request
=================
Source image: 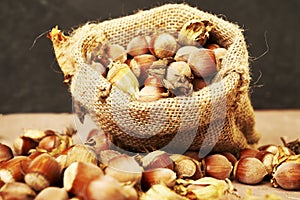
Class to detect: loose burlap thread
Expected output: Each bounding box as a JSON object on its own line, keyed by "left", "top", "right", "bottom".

{"left": 49, "top": 3, "right": 260, "bottom": 154}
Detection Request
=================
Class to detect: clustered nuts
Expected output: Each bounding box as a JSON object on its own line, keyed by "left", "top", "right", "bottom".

{"left": 13, "top": 129, "right": 74, "bottom": 157}
{"left": 0, "top": 128, "right": 299, "bottom": 200}
{"left": 1, "top": 17, "right": 299, "bottom": 199}
{"left": 270, "top": 145, "right": 300, "bottom": 190}
{"left": 86, "top": 19, "right": 228, "bottom": 101}
{"left": 234, "top": 144, "right": 300, "bottom": 190}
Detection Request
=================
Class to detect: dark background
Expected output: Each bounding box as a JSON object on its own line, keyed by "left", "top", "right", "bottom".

{"left": 0, "top": 0, "right": 299, "bottom": 113}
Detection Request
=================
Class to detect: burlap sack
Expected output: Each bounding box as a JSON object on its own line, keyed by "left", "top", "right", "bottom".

{"left": 49, "top": 3, "right": 260, "bottom": 155}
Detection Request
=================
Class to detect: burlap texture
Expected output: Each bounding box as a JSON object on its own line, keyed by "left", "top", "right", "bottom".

{"left": 49, "top": 3, "right": 260, "bottom": 154}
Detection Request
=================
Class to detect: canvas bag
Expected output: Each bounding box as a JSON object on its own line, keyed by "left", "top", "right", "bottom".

{"left": 49, "top": 3, "right": 260, "bottom": 155}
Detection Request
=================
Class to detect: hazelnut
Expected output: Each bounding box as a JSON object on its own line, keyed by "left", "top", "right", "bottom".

{"left": 37, "top": 135, "right": 61, "bottom": 153}
{"left": 65, "top": 144, "right": 98, "bottom": 167}
{"left": 238, "top": 148, "right": 259, "bottom": 159}
{"left": 170, "top": 154, "right": 203, "bottom": 180}
{"left": 98, "top": 149, "right": 122, "bottom": 167}
{"left": 141, "top": 150, "right": 174, "bottom": 170}
{"left": 35, "top": 187, "right": 68, "bottom": 200}
{"left": 174, "top": 46, "right": 199, "bottom": 62}
{"left": 25, "top": 153, "right": 61, "bottom": 191}
{"left": 178, "top": 20, "right": 213, "bottom": 47}
{"left": 104, "top": 43, "right": 127, "bottom": 63}
{"left": 129, "top": 54, "right": 157, "bottom": 85}
{"left": 22, "top": 129, "right": 46, "bottom": 141}
{"left": 0, "top": 143, "right": 13, "bottom": 163}
{"left": 167, "top": 61, "right": 193, "bottom": 81}
{"left": 203, "top": 154, "right": 233, "bottom": 180}
{"left": 105, "top": 154, "right": 143, "bottom": 184}
{"left": 138, "top": 86, "right": 167, "bottom": 102}
{"left": 234, "top": 157, "right": 268, "bottom": 185}
{"left": 164, "top": 61, "right": 193, "bottom": 96}
{"left": 150, "top": 33, "right": 177, "bottom": 59}
{"left": 107, "top": 62, "right": 139, "bottom": 99}
{"left": 272, "top": 162, "right": 300, "bottom": 190}
{"left": 86, "top": 175, "right": 134, "bottom": 200}
{"left": 148, "top": 59, "right": 169, "bottom": 80}
{"left": 13, "top": 137, "right": 38, "bottom": 156}
{"left": 0, "top": 156, "right": 30, "bottom": 183}
{"left": 127, "top": 35, "right": 149, "bottom": 57}
{"left": 187, "top": 48, "right": 217, "bottom": 77}
{"left": 0, "top": 182, "right": 36, "bottom": 200}
{"left": 63, "top": 161, "right": 103, "bottom": 198}
{"left": 255, "top": 150, "right": 275, "bottom": 175}
{"left": 141, "top": 168, "right": 176, "bottom": 191}
{"left": 144, "top": 76, "right": 164, "bottom": 88}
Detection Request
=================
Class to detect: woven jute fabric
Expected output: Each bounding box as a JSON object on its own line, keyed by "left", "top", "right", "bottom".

{"left": 49, "top": 3, "right": 260, "bottom": 155}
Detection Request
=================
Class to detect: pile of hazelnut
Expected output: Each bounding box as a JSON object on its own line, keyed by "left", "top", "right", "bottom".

{"left": 0, "top": 128, "right": 299, "bottom": 200}
{"left": 86, "top": 20, "right": 227, "bottom": 101}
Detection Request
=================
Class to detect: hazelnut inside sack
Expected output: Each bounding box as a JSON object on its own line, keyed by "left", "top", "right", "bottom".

{"left": 49, "top": 3, "right": 260, "bottom": 155}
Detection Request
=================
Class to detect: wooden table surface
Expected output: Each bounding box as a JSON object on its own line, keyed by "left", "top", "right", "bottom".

{"left": 0, "top": 110, "right": 299, "bottom": 199}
